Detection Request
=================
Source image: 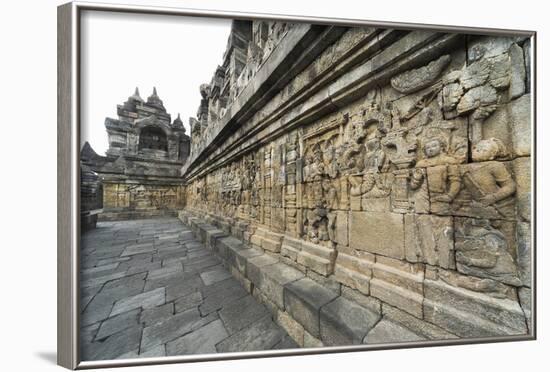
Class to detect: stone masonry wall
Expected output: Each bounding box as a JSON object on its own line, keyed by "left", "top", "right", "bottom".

{"left": 180, "top": 22, "right": 532, "bottom": 346}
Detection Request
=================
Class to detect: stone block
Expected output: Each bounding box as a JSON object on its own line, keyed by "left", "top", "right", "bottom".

{"left": 174, "top": 291, "right": 202, "bottom": 313}
{"left": 513, "top": 156, "right": 531, "bottom": 222}
{"left": 281, "top": 236, "right": 302, "bottom": 261}
{"left": 303, "top": 330, "right": 324, "bottom": 348}
{"left": 234, "top": 247, "right": 264, "bottom": 275}
{"left": 423, "top": 277, "right": 528, "bottom": 337}
{"left": 306, "top": 269, "right": 341, "bottom": 294}
{"left": 509, "top": 43, "right": 526, "bottom": 99}
{"left": 200, "top": 266, "right": 232, "bottom": 286}
{"left": 382, "top": 303, "right": 457, "bottom": 340}
{"left": 508, "top": 94, "right": 531, "bottom": 157}
{"left": 276, "top": 310, "right": 305, "bottom": 346}
{"left": 141, "top": 308, "right": 218, "bottom": 352}
{"left": 483, "top": 94, "right": 531, "bottom": 158}
{"left": 110, "top": 287, "right": 165, "bottom": 317}
{"left": 262, "top": 230, "right": 284, "bottom": 253}
{"left": 370, "top": 278, "right": 424, "bottom": 319}
{"left": 82, "top": 327, "right": 141, "bottom": 361}
{"left": 363, "top": 318, "right": 424, "bottom": 344}
{"left": 296, "top": 240, "right": 336, "bottom": 276}
{"left": 517, "top": 222, "right": 531, "bottom": 287}
{"left": 250, "top": 228, "right": 265, "bottom": 248}
{"left": 349, "top": 212, "right": 404, "bottom": 259}
{"left": 216, "top": 315, "right": 285, "bottom": 353}
{"left": 247, "top": 254, "right": 278, "bottom": 286}
{"left": 206, "top": 229, "right": 228, "bottom": 249}
{"left": 96, "top": 309, "right": 140, "bottom": 340}
{"left": 230, "top": 266, "right": 253, "bottom": 293}
{"left": 334, "top": 210, "right": 349, "bottom": 246}
{"left": 257, "top": 262, "right": 304, "bottom": 309}
{"left": 216, "top": 236, "right": 243, "bottom": 261}
{"left": 333, "top": 252, "right": 374, "bottom": 295}
{"left": 518, "top": 287, "right": 532, "bottom": 332}
{"left": 467, "top": 35, "right": 526, "bottom": 62}
{"left": 284, "top": 278, "right": 339, "bottom": 337}
{"left": 404, "top": 214, "right": 455, "bottom": 269}
{"left": 219, "top": 295, "right": 269, "bottom": 335}
{"left": 166, "top": 319, "right": 228, "bottom": 356}
{"left": 340, "top": 286, "right": 381, "bottom": 314}
{"left": 140, "top": 303, "right": 174, "bottom": 327}
{"left": 320, "top": 296, "right": 380, "bottom": 346}
{"left": 370, "top": 256, "right": 424, "bottom": 317}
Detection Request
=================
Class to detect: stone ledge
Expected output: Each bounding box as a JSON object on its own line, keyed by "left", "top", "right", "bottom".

{"left": 180, "top": 210, "right": 442, "bottom": 347}
{"left": 320, "top": 296, "right": 381, "bottom": 346}
{"left": 284, "top": 278, "right": 339, "bottom": 338}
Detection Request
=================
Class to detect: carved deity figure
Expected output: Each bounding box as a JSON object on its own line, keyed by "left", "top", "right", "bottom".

{"left": 455, "top": 219, "right": 521, "bottom": 286}
{"left": 301, "top": 142, "right": 340, "bottom": 245}
{"left": 410, "top": 136, "right": 461, "bottom": 213}
{"left": 349, "top": 137, "right": 390, "bottom": 198}
{"left": 461, "top": 138, "right": 516, "bottom": 219}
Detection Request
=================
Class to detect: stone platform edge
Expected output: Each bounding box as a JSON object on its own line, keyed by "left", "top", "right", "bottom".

{"left": 178, "top": 210, "right": 459, "bottom": 347}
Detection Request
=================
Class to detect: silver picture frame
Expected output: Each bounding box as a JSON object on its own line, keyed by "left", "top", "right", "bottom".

{"left": 58, "top": 1, "right": 537, "bottom": 369}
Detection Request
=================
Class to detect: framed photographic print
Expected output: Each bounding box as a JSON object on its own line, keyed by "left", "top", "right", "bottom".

{"left": 57, "top": 1, "right": 536, "bottom": 369}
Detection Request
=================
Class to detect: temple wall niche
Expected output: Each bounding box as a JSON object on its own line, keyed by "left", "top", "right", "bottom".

{"left": 181, "top": 23, "right": 532, "bottom": 344}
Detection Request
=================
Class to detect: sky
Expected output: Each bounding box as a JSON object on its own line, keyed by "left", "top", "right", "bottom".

{"left": 80, "top": 10, "right": 232, "bottom": 155}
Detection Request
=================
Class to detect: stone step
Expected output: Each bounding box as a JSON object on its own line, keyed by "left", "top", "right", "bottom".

{"left": 296, "top": 251, "right": 333, "bottom": 276}
{"left": 320, "top": 296, "right": 381, "bottom": 346}
{"left": 284, "top": 277, "right": 339, "bottom": 338}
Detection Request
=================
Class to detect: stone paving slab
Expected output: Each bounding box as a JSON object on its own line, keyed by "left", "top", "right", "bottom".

{"left": 80, "top": 217, "right": 297, "bottom": 361}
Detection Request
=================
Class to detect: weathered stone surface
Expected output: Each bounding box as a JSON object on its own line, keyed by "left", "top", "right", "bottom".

{"left": 141, "top": 308, "right": 218, "bottom": 352}
{"left": 382, "top": 303, "right": 457, "bottom": 340}
{"left": 284, "top": 278, "right": 339, "bottom": 337}
{"left": 174, "top": 291, "right": 203, "bottom": 313}
{"left": 247, "top": 254, "right": 279, "bottom": 286}
{"left": 517, "top": 222, "right": 531, "bottom": 287}
{"left": 234, "top": 247, "right": 264, "bottom": 274}
{"left": 117, "top": 345, "right": 166, "bottom": 360}
{"left": 199, "top": 279, "right": 248, "bottom": 315}
{"left": 333, "top": 252, "right": 374, "bottom": 295}
{"left": 404, "top": 214, "right": 455, "bottom": 269}
{"left": 340, "top": 286, "right": 381, "bottom": 314}
{"left": 509, "top": 43, "right": 526, "bottom": 99}
{"left": 110, "top": 287, "right": 165, "bottom": 317}
{"left": 200, "top": 266, "right": 232, "bottom": 286}
{"left": 219, "top": 295, "right": 268, "bottom": 335}
{"left": 82, "top": 327, "right": 142, "bottom": 361}
{"left": 454, "top": 218, "right": 521, "bottom": 287}
{"left": 518, "top": 287, "right": 532, "bottom": 332}
{"left": 140, "top": 303, "right": 174, "bottom": 327}
{"left": 370, "top": 256, "right": 424, "bottom": 318}
{"left": 166, "top": 319, "right": 228, "bottom": 356}
{"left": 508, "top": 94, "right": 531, "bottom": 157}
{"left": 83, "top": 20, "right": 533, "bottom": 353}
{"left": 364, "top": 318, "right": 424, "bottom": 344}
{"left": 96, "top": 309, "right": 140, "bottom": 340}
{"left": 320, "top": 297, "right": 381, "bottom": 346}
{"left": 512, "top": 156, "right": 531, "bottom": 222}
{"left": 423, "top": 276, "right": 528, "bottom": 337}
{"left": 276, "top": 310, "right": 305, "bottom": 346}
{"left": 349, "top": 212, "right": 404, "bottom": 259}
{"left": 303, "top": 330, "right": 324, "bottom": 348}
{"left": 256, "top": 262, "right": 304, "bottom": 309}
{"left": 216, "top": 315, "right": 286, "bottom": 353}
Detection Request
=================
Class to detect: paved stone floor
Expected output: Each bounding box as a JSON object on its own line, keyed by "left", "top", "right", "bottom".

{"left": 80, "top": 217, "right": 297, "bottom": 361}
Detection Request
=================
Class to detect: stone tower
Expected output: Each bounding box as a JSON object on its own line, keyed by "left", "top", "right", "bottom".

{"left": 81, "top": 88, "right": 190, "bottom": 220}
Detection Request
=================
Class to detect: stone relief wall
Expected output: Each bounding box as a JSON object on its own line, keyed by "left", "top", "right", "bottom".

{"left": 181, "top": 22, "right": 532, "bottom": 343}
